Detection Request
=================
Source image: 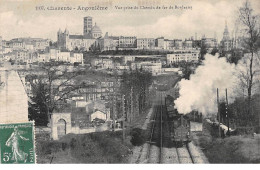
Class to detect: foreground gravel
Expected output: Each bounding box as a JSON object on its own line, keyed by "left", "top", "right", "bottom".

{"left": 177, "top": 147, "right": 193, "bottom": 163}
{"left": 188, "top": 142, "right": 209, "bottom": 163}
{"left": 161, "top": 147, "right": 179, "bottom": 163}
{"left": 148, "top": 145, "right": 160, "bottom": 163}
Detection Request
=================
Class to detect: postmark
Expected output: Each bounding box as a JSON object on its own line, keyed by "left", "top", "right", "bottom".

{"left": 0, "top": 122, "right": 36, "bottom": 164}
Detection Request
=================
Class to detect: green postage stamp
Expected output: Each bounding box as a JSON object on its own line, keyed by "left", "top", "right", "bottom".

{"left": 0, "top": 122, "right": 36, "bottom": 164}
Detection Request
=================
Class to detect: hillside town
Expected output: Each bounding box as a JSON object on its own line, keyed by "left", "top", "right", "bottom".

{"left": 0, "top": 0, "right": 260, "bottom": 164}
{"left": 0, "top": 15, "right": 250, "bottom": 139}
{"left": 0, "top": 16, "right": 242, "bottom": 73}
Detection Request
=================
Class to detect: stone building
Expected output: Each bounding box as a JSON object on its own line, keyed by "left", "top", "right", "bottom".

{"left": 5, "top": 38, "right": 50, "bottom": 51}
{"left": 57, "top": 28, "right": 96, "bottom": 51}
{"left": 164, "top": 39, "right": 175, "bottom": 50}
{"left": 174, "top": 39, "right": 183, "bottom": 49}
{"left": 14, "top": 50, "right": 29, "bottom": 63}
{"left": 57, "top": 16, "right": 102, "bottom": 51}
{"left": 96, "top": 32, "right": 118, "bottom": 51}
{"left": 137, "top": 38, "right": 155, "bottom": 49}
{"left": 166, "top": 50, "right": 200, "bottom": 64}
{"left": 202, "top": 38, "right": 218, "bottom": 49}
{"left": 220, "top": 21, "right": 232, "bottom": 52}
{"left": 131, "top": 61, "right": 162, "bottom": 76}
{"left": 183, "top": 39, "right": 193, "bottom": 49}
{"left": 6, "top": 39, "right": 25, "bottom": 50}
{"left": 155, "top": 37, "right": 164, "bottom": 49}
{"left": 51, "top": 99, "right": 110, "bottom": 140}
{"left": 91, "top": 58, "right": 114, "bottom": 69}
{"left": 91, "top": 23, "right": 103, "bottom": 39}
{"left": 118, "top": 36, "right": 137, "bottom": 48}
{"left": 83, "top": 16, "right": 93, "bottom": 36}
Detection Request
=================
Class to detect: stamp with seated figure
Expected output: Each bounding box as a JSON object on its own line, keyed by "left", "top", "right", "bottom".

{"left": 0, "top": 122, "right": 36, "bottom": 164}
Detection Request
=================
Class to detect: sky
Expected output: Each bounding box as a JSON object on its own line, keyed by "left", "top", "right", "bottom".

{"left": 0, "top": 0, "right": 259, "bottom": 42}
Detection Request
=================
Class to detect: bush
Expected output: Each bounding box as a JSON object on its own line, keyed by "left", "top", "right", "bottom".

{"left": 37, "top": 131, "right": 134, "bottom": 163}
{"left": 70, "top": 138, "right": 77, "bottom": 149}
{"left": 130, "top": 128, "right": 145, "bottom": 146}
{"left": 37, "top": 140, "right": 62, "bottom": 155}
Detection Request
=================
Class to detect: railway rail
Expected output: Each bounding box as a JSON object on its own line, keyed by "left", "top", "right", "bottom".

{"left": 146, "top": 95, "right": 163, "bottom": 163}
{"left": 136, "top": 91, "right": 196, "bottom": 164}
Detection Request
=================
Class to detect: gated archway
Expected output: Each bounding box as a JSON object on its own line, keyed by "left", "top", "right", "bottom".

{"left": 57, "top": 119, "right": 66, "bottom": 139}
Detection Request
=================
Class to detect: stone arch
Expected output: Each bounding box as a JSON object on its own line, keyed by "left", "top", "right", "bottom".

{"left": 57, "top": 119, "right": 66, "bottom": 139}
{"left": 52, "top": 113, "right": 71, "bottom": 140}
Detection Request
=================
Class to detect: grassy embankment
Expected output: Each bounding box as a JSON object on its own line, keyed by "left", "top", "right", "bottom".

{"left": 36, "top": 101, "right": 150, "bottom": 164}
{"left": 192, "top": 123, "right": 260, "bottom": 163}
{"left": 36, "top": 131, "right": 134, "bottom": 164}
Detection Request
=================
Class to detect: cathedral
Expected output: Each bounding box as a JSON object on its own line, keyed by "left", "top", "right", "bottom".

{"left": 220, "top": 21, "right": 233, "bottom": 52}
{"left": 57, "top": 16, "right": 102, "bottom": 51}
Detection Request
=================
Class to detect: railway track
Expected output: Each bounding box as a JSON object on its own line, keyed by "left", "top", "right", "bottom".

{"left": 176, "top": 145, "right": 194, "bottom": 163}
{"left": 136, "top": 92, "right": 162, "bottom": 163}
{"left": 147, "top": 101, "right": 162, "bottom": 163}
{"left": 160, "top": 93, "right": 193, "bottom": 164}
{"left": 162, "top": 90, "right": 194, "bottom": 164}
{"left": 136, "top": 91, "right": 195, "bottom": 164}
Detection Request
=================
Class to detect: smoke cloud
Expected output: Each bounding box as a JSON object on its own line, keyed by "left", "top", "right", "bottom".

{"left": 174, "top": 54, "right": 238, "bottom": 115}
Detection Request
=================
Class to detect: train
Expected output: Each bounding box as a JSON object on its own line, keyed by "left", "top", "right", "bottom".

{"left": 165, "top": 95, "right": 191, "bottom": 145}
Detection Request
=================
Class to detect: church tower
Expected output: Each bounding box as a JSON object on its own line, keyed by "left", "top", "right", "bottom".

{"left": 221, "top": 21, "right": 232, "bottom": 52}
{"left": 83, "top": 16, "right": 93, "bottom": 36}
{"left": 223, "top": 21, "right": 230, "bottom": 41}
{"left": 57, "top": 29, "right": 61, "bottom": 45}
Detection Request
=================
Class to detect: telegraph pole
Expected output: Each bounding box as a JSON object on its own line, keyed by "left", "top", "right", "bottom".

{"left": 112, "top": 70, "right": 119, "bottom": 131}
{"left": 112, "top": 77, "right": 117, "bottom": 131}
{"left": 122, "top": 94, "right": 126, "bottom": 142}
{"left": 130, "top": 86, "right": 133, "bottom": 123}
{"left": 226, "top": 88, "right": 230, "bottom": 136}
{"left": 112, "top": 92, "right": 116, "bottom": 131}
{"left": 217, "top": 88, "right": 221, "bottom": 137}
{"left": 109, "top": 90, "right": 114, "bottom": 131}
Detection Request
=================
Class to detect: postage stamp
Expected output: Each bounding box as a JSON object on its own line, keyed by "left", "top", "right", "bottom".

{"left": 0, "top": 122, "right": 36, "bottom": 164}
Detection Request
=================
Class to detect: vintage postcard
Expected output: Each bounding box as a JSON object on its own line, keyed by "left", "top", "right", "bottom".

{"left": 0, "top": 0, "right": 259, "bottom": 164}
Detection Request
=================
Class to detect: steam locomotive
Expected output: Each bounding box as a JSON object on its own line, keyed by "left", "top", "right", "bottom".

{"left": 165, "top": 95, "right": 191, "bottom": 145}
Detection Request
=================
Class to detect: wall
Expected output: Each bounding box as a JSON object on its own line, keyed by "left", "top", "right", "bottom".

{"left": 0, "top": 63, "right": 28, "bottom": 124}
{"left": 51, "top": 112, "right": 110, "bottom": 140}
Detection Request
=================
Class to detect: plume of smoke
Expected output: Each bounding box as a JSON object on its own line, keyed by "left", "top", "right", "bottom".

{"left": 174, "top": 54, "right": 238, "bottom": 116}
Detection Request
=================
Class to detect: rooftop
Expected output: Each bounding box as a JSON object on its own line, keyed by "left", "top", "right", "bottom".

{"left": 69, "top": 34, "right": 92, "bottom": 39}
{"left": 92, "top": 23, "right": 102, "bottom": 33}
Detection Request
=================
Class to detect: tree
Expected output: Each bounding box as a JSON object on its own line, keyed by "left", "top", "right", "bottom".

{"left": 200, "top": 43, "right": 208, "bottom": 61}
{"left": 226, "top": 48, "right": 244, "bottom": 64}
{"left": 238, "top": 0, "right": 260, "bottom": 115}
{"left": 28, "top": 79, "right": 49, "bottom": 126}
{"left": 28, "top": 62, "right": 85, "bottom": 125}
{"left": 49, "top": 41, "right": 57, "bottom": 48}
{"left": 177, "top": 61, "right": 197, "bottom": 80}
{"left": 210, "top": 47, "right": 219, "bottom": 56}
{"left": 120, "top": 70, "right": 153, "bottom": 123}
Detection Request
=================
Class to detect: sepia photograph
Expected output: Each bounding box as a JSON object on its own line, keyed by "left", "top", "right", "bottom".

{"left": 0, "top": 0, "right": 260, "bottom": 165}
